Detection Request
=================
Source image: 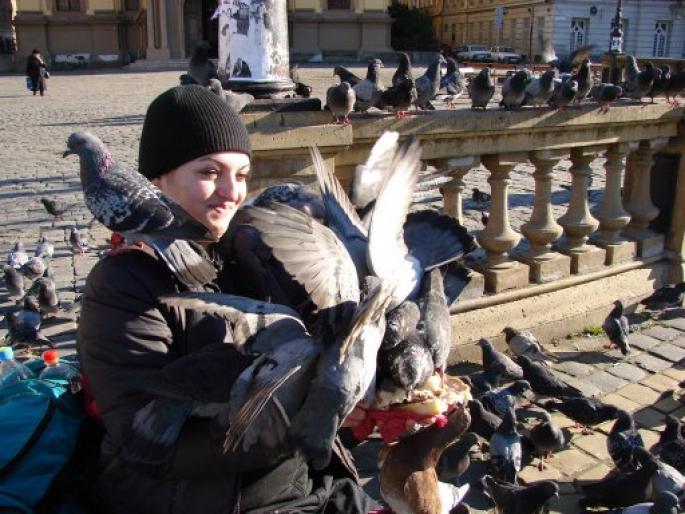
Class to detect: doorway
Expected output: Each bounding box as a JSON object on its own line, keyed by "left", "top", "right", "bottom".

{"left": 184, "top": 0, "right": 218, "bottom": 57}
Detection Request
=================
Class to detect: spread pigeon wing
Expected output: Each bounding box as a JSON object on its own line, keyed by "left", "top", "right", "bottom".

{"left": 351, "top": 131, "right": 400, "bottom": 210}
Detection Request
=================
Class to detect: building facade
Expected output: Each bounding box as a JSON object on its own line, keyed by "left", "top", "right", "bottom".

{"left": 11, "top": 0, "right": 392, "bottom": 68}
{"left": 1, "top": 0, "right": 16, "bottom": 52}
{"left": 406, "top": 0, "right": 685, "bottom": 62}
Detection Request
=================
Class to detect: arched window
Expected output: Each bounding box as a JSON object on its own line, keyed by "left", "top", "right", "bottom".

{"left": 653, "top": 21, "right": 669, "bottom": 57}
{"left": 569, "top": 18, "right": 587, "bottom": 52}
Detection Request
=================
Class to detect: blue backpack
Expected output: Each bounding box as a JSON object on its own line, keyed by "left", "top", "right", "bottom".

{"left": 0, "top": 377, "right": 84, "bottom": 513}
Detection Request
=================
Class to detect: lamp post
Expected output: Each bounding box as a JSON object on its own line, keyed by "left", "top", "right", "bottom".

{"left": 609, "top": 0, "right": 624, "bottom": 85}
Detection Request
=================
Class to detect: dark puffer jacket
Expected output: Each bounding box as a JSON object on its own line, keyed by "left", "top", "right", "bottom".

{"left": 77, "top": 249, "right": 362, "bottom": 514}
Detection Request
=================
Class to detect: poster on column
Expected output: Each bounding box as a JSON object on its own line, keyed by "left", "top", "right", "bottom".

{"left": 214, "top": 0, "right": 289, "bottom": 82}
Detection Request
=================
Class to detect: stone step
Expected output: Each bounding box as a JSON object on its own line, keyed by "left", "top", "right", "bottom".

{"left": 125, "top": 58, "right": 220, "bottom": 72}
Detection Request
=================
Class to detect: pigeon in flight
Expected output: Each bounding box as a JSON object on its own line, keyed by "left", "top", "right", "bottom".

{"left": 40, "top": 197, "right": 71, "bottom": 218}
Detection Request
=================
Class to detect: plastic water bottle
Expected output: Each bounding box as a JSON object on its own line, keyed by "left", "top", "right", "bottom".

{"left": 0, "top": 346, "right": 34, "bottom": 386}
{"left": 39, "top": 349, "right": 79, "bottom": 383}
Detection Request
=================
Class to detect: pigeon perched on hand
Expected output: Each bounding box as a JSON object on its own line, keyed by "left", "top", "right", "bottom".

{"left": 591, "top": 83, "right": 624, "bottom": 113}
{"left": 188, "top": 41, "right": 217, "bottom": 87}
{"left": 477, "top": 338, "right": 524, "bottom": 380}
{"left": 523, "top": 69, "right": 556, "bottom": 107}
{"left": 6, "top": 240, "right": 28, "bottom": 269}
{"left": 469, "top": 67, "right": 495, "bottom": 110}
{"left": 326, "top": 81, "right": 356, "bottom": 125}
{"left": 518, "top": 355, "right": 581, "bottom": 398}
{"left": 40, "top": 197, "right": 71, "bottom": 218}
{"left": 34, "top": 236, "right": 54, "bottom": 260}
{"left": 603, "top": 300, "right": 631, "bottom": 355}
{"left": 380, "top": 332, "right": 434, "bottom": 394}
{"left": 64, "top": 131, "right": 217, "bottom": 288}
{"left": 500, "top": 70, "right": 530, "bottom": 110}
{"left": 392, "top": 51, "right": 413, "bottom": 87}
{"left": 414, "top": 54, "right": 445, "bottom": 110}
{"left": 607, "top": 410, "right": 645, "bottom": 471}
{"left": 489, "top": 407, "right": 522, "bottom": 484}
{"left": 481, "top": 475, "right": 559, "bottom": 514}
{"left": 3, "top": 265, "right": 23, "bottom": 300}
{"left": 353, "top": 59, "right": 384, "bottom": 112}
{"left": 529, "top": 409, "right": 566, "bottom": 470}
{"left": 68, "top": 227, "right": 89, "bottom": 254}
{"left": 503, "top": 327, "right": 555, "bottom": 365}
{"left": 542, "top": 397, "right": 619, "bottom": 434}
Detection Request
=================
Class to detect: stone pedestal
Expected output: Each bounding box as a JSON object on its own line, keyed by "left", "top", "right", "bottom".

{"left": 559, "top": 245, "right": 607, "bottom": 274}
{"left": 472, "top": 257, "right": 531, "bottom": 294}
{"left": 518, "top": 252, "right": 572, "bottom": 283}
{"left": 601, "top": 241, "right": 637, "bottom": 264}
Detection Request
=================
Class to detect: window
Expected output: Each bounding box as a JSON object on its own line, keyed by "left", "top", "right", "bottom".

{"left": 570, "top": 18, "right": 588, "bottom": 52}
{"left": 55, "top": 0, "right": 80, "bottom": 11}
{"left": 653, "top": 21, "right": 669, "bottom": 57}
{"left": 327, "top": 0, "right": 350, "bottom": 9}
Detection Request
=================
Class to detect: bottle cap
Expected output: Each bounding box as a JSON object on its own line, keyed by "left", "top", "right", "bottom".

{"left": 0, "top": 347, "right": 14, "bottom": 361}
{"left": 42, "top": 349, "right": 59, "bottom": 366}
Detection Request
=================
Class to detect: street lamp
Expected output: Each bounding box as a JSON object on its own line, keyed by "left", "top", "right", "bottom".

{"left": 609, "top": 0, "right": 624, "bottom": 85}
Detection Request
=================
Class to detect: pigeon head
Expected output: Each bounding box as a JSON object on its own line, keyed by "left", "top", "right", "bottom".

{"left": 12, "top": 240, "right": 24, "bottom": 252}
{"left": 460, "top": 431, "right": 479, "bottom": 450}
{"left": 24, "top": 295, "right": 40, "bottom": 312}
{"left": 511, "top": 380, "right": 531, "bottom": 396}
{"left": 386, "top": 301, "right": 420, "bottom": 339}
{"left": 612, "top": 409, "right": 634, "bottom": 432}
{"left": 64, "top": 131, "right": 108, "bottom": 160}
{"left": 467, "top": 399, "right": 485, "bottom": 416}
{"left": 397, "top": 52, "right": 410, "bottom": 66}
{"left": 502, "top": 326, "right": 519, "bottom": 341}
{"left": 663, "top": 415, "right": 683, "bottom": 440}
{"left": 531, "top": 481, "right": 560, "bottom": 503}
{"left": 339, "top": 81, "right": 353, "bottom": 93}
{"left": 476, "top": 338, "right": 492, "bottom": 350}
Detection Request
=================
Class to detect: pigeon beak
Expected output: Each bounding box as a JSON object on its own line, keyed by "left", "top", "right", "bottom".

{"left": 62, "top": 149, "right": 73, "bottom": 158}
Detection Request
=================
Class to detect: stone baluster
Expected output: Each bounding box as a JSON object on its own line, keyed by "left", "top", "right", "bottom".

{"left": 591, "top": 142, "right": 638, "bottom": 264}
{"left": 434, "top": 156, "right": 479, "bottom": 223}
{"left": 623, "top": 138, "right": 669, "bottom": 257}
{"left": 475, "top": 153, "right": 529, "bottom": 293}
{"left": 557, "top": 146, "right": 606, "bottom": 273}
{"left": 517, "top": 150, "right": 571, "bottom": 283}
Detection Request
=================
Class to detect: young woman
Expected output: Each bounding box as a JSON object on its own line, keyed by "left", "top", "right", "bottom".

{"left": 26, "top": 49, "right": 48, "bottom": 96}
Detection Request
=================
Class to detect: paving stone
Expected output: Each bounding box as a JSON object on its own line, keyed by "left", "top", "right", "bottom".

{"left": 628, "top": 334, "right": 661, "bottom": 351}
{"left": 572, "top": 433, "right": 611, "bottom": 462}
{"left": 642, "top": 326, "right": 682, "bottom": 341}
{"left": 549, "top": 411, "right": 577, "bottom": 430}
{"left": 554, "top": 360, "right": 595, "bottom": 378}
{"left": 670, "top": 335, "right": 685, "bottom": 349}
{"left": 555, "top": 374, "right": 602, "bottom": 399}
{"left": 600, "top": 393, "right": 641, "bottom": 414}
{"left": 631, "top": 353, "right": 672, "bottom": 373}
{"left": 551, "top": 448, "right": 597, "bottom": 476}
{"left": 573, "top": 462, "right": 612, "bottom": 482}
{"left": 615, "top": 383, "right": 663, "bottom": 406}
{"left": 518, "top": 463, "right": 562, "bottom": 483}
{"left": 548, "top": 493, "right": 583, "bottom": 514}
{"left": 639, "top": 428, "right": 661, "bottom": 450}
{"left": 661, "top": 318, "right": 685, "bottom": 331}
{"left": 633, "top": 407, "right": 667, "bottom": 431}
{"left": 586, "top": 370, "right": 629, "bottom": 394}
{"left": 605, "top": 362, "right": 647, "bottom": 382}
{"left": 652, "top": 394, "right": 682, "bottom": 414}
{"left": 640, "top": 373, "right": 680, "bottom": 393}
{"left": 649, "top": 343, "right": 685, "bottom": 363}
{"left": 662, "top": 366, "right": 685, "bottom": 382}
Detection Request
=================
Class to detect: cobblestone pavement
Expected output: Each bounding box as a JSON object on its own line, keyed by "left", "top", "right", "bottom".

{"left": 1, "top": 69, "right": 678, "bottom": 513}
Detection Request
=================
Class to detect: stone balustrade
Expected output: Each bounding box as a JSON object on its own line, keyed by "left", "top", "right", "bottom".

{"left": 241, "top": 103, "right": 685, "bottom": 315}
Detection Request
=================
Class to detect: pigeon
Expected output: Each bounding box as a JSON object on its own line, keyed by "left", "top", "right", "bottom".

{"left": 649, "top": 65, "right": 671, "bottom": 103}
{"left": 207, "top": 79, "right": 253, "bottom": 113}
{"left": 523, "top": 69, "right": 556, "bottom": 107}
{"left": 414, "top": 55, "right": 445, "bottom": 110}
{"left": 469, "top": 67, "right": 495, "bottom": 110}
{"left": 591, "top": 83, "right": 624, "bottom": 113}
{"left": 64, "top": 132, "right": 217, "bottom": 288}
{"left": 419, "top": 267, "right": 451, "bottom": 384}
{"left": 503, "top": 327, "right": 555, "bottom": 365}
{"left": 289, "top": 64, "right": 312, "bottom": 98}
{"left": 179, "top": 73, "right": 195, "bottom": 85}
{"left": 380, "top": 332, "right": 434, "bottom": 394}
{"left": 548, "top": 77, "right": 578, "bottom": 110}
{"left": 376, "top": 78, "right": 417, "bottom": 119}
{"left": 624, "top": 57, "right": 658, "bottom": 103}
{"left": 349, "top": 131, "right": 400, "bottom": 212}
{"left": 481, "top": 475, "right": 559, "bottom": 514}
{"left": 381, "top": 300, "right": 421, "bottom": 351}
{"left": 34, "top": 236, "right": 54, "bottom": 260}
{"left": 499, "top": 70, "right": 530, "bottom": 110}
{"left": 655, "top": 415, "right": 685, "bottom": 473}
{"left": 665, "top": 70, "right": 685, "bottom": 106}
{"left": 607, "top": 410, "right": 645, "bottom": 471}
{"left": 603, "top": 300, "right": 631, "bottom": 355}
{"left": 353, "top": 59, "right": 384, "bottom": 112}
{"left": 543, "top": 43, "right": 594, "bottom": 73}
{"left": 3, "top": 265, "right": 24, "bottom": 299}
{"left": 542, "top": 397, "right": 619, "bottom": 434}
{"left": 481, "top": 211, "right": 490, "bottom": 227}
{"left": 26, "top": 276, "right": 59, "bottom": 317}
{"left": 464, "top": 366, "right": 503, "bottom": 396}
{"left": 6, "top": 240, "right": 28, "bottom": 269}
{"left": 392, "top": 51, "right": 413, "bottom": 87}
{"left": 611, "top": 492, "right": 680, "bottom": 514}
{"left": 379, "top": 404, "right": 471, "bottom": 514}
{"left": 436, "top": 432, "right": 479, "bottom": 482}
{"left": 518, "top": 355, "right": 581, "bottom": 398}
{"left": 188, "top": 41, "right": 217, "bottom": 86}
{"left": 477, "top": 338, "right": 523, "bottom": 380}
{"left": 481, "top": 380, "right": 531, "bottom": 417}
{"left": 439, "top": 57, "right": 465, "bottom": 107}
{"left": 40, "top": 197, "right": 71, "bottom": 218}
{"left": 246, "top": 182, "right": 325, "bottom": 221}
{"left": 326, "top": 81, "right": 356, "bottom": 125}
{"left": 640, "top": 283, "right": 685, "bottom": 311}
{"left": 68, "top": 227, "right": 89, "bottom": 254}
{"left": 489, "top": 407, "right": 522, "bottom": 483}
{"left": 5, "top": 296, "right": 53, "bottom": 348}
{"left": 472, "top": 188, "right": 491, "bottom": 203}
{"left": 529, "top": 410, "right": 566, "bottom": 470}
{"left": 571, "top": 58, "right": 593, "bottom": 103}
{"left": 19, "top": 256, "right": 46, "bottom": 281}
{"left": 231, "top": 58, "right": 251, "bottom": 79}
{"left": 333, "top": 65, "right": 362, "bottom": 88}
{"left": 467, "top": 398, "right": 502, "bottom": 441}
{"left": 631, "top": 446, "right": 685, "bottom": 502}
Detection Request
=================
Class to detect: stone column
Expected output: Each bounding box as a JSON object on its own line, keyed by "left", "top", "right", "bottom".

{"left": 557, "top": 146, "right": 606, "bottom": 274}
{"left": 435, "top": 155, "right": 479, "bottom": 224}
{"left": 623, "top": 138, "right": 669, "bottom": 257}
{"left": 517, "top": 150, "right": 571, "bottom": 283}
{"left": 665, "top": 133, "right": 685, "bottom": 283}
{"left": 591, "top": 142, "right": 638, "bottom": 264}
{"left": 146, "top": 0, "right": 171, "bottom": 59}
{"left": 474, "top": 153, "right": 529, "bottom": 293}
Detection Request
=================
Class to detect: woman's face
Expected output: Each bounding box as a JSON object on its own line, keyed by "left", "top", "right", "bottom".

{"left": 153, "top": 151, "right": 250, "bottom": 239}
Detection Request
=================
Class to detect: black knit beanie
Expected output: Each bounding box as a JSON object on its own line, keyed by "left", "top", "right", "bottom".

{"left": 139, "top": 85, "right": 252, "bottom": 180}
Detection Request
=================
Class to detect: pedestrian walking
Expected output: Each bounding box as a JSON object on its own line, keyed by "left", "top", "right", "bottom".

{"left": 26, "top": 48, "right": 49, "bottom": 96}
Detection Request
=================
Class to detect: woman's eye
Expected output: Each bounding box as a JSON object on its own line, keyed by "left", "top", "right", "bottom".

{"left": 237, "top": 171, "right": 250, "bottom": 181}
{"left": 200, "top": 169, "right": 219, "bottom": 178}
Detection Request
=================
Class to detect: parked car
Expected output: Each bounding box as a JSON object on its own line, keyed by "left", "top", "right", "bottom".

{"left": 455, "top": 45, "right": 491, "bottom": 62}
{"left": 489, "top": 46, "right": 522, "bottom": 64}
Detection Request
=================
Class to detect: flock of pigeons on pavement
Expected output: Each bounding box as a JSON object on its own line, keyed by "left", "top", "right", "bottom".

{"left": 3, "top": 57, "right": 685, "bottom": 514}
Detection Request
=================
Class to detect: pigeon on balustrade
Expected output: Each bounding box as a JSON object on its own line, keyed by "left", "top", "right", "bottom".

{"left": 542, "top": 397, "right": 619, "bottom": 434}
{"left": 26, "top": 276, "right": 59, "bottom": 318}
{"left": 3, "top": 265, "right": 23, "bottom": 300}
{"left": 543, "top": 42, "right": 594, "bottom": 74}
{"left": 518, "top": 355, "right": 581, "bottom": 398}
{"left": 469, "top": 67, "right": 495, "bottom": 110}
{"left": 19, "top": 256, "right": 45, "bottom": 281}
{"left": 333, "top": 65, "right": 362, "bottom": 88}
{"left": 523, "top": 69, "right": 556, "bottom": 108}
{"left": 436, "top": 431, "right": 478, "bottom": 482}
{"left": 289, "top": 64, "right": 313, "bottom": 98}
{"left": 654, "top": 415, "right": 685, "bottom": 474}
{"left": 649, "top": 65, "right": 671, "bottom": 103}
{"left": 548, "top": 77, "right": 578, "bottom": 110}
{"left": 34, "top": 236, "right": 54, "bottom": 260}
{"left": 353, "top": 59, "right": 384, "bottom": 112}
{"left": 607, "top": 409, "right": 645, "bottom": 471}
{"left": 440, "top": 57, "right": 465, "bottom": 108}
{"left": 467, "top": 398, "right": 502, "bottom": 441}
{"left": 64, "top": 131, "right": 216, "bottom": 287}
{"left": 481, "top": 380, "right": 531, "bottom": 417}
{"left": 624, "top": 56, "right": 659, "bottom": 103}
{"left": 478, "top": 338, "right": 524, "bottom": 381}
{"left": 40, "top": 197, "right": 71, "bottom": 218}
{"left": 529, "top": 409, "right": 566, "bottom": 470}
{"left": 571, "top": 58, "right": 593, "bottom": 103}
{"left": 6, "top": 240, "right": 28, "bottom": 269}
{"left": 665, "top": 70, "right": 685, "bottom": 106}
{"left": 481, "top": 475, "right": 559, "bottom": 514}
{"left": 376, "top": 78, "right": 417, "bottom": 119}
{"left": 640, "top": 283, "right": 685, "bottom": 311}
{"left": 207, "top": 79, "right": 254, "bottom": 113}
{"left": 188, "top": 41, "right": 217, "bottom": 87}
{"left": 500, "top": 69, "right": 530, "bottom": 110}
{"left": 472, "top": 187, "right": 491, "bottom": 203}
{"left": 603, "top": 300, "right": 631, "bottom": 355}
{"left": 590, "top": 83, "right": 624, "bottom": 113}
{"left": 326, "top": 81, "right": 356, "bottom": 124}
{"left": 414, "top": 54, "right": 446, "bottom": 110}
{"left": 489, "top": 407, "right": 522, "bottom": 484}
{"left": 392, "top": 51, "right": 414, "bottom": 87}
{"left": 503, "top": 327, "right": 556, "bottom": 365}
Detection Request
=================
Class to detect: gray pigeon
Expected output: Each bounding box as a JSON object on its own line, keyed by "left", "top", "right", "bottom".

{"left": 603, "top": 300, "right": 630, "bottom": 355}
{"left": 631, "top": 447, "right": 684, "bottom": 505}
{"left": 518, "top": 355, "right": 581, "bottom": 398}
{"left": 624, "top": 56, "right": 658, "bottom": 102}
{"left": 6, "top": 240, "right": 28, "bottom": 269}
{"left": 477, "top": 338, "right": 524, "bottom": 380}
{"left": 524, "top": 69, "right": 556, "bottom": 107}
{"left": 481, "top": 475, "right": 559, "bottom": 514}
{"left": 333, "top": 65, "right": 362, "bottom": 88}
{"left": 64, "top": 131, "right": 217, "bottom": 289}
{"left": 655, "top": 415, "right": 685, "bottom": 473}
{"left": 40, "top": 197, "right": 71, "bottom": 218}
{"left": 500, "top": 70, "right": 530, "bottom": 110}
{"left": 469, "top": 67, "right": 495, "bottom": 110}
{"left": 207, "top": 78, "right": 254, "bottom": 113}
{"left": 382, "top": 301, "right": 421, "bottom": 351}
{"left": 437, "top": 432, "right": 479, "bottom": 482}
{"left": 439, "top": 57, "right": 465, "bottom": 107}
{"left": 571, "top": 58, "right": 593, "bottom": 103}
{"left": 6, "top": 296, "right": 53, "bottom": 348}
{"left": 503, "top": 327, "right": 555, "bottom": 364}
{"left": 3, "top": 265, "right": 23, "bottom": 299}
{"left": 26, "top": 276, "right": 59, "bottom": 317}
{"left": 481, "top": 380, "right": 531, "bottom": 417}
{"left": 419, "top": 267, "right": 451, "bottom": 382}
{"left": 353, "top": 59, "right": 384, "bottom": 112}
{"left": 69, "top": 227, "right": 89, "bottom": 254}
{"left": 665, "top": 70, "right": 685, "bottom": 105}
{"left": 326, "top": 81, "right": 356, "bottom": 124}
{"left": 489, "top": 407, "right": 522, "bottom": 483}
{"left": 19, "top": 257, "right": 46, "bottom": 281}
{"left": 392, "top": 52, "right": 413, "bottom": 87}
{"left": 529, "top": 410, "right": 566, "bottom": 470}
{"left": 380, "top": 331, "right": 434, "bottom": 394}
{"left": 414, "top": 54, "right": 445, "bottom": 110}
{"left": 607, "top": 410, "right": 645, "bottom": 471}
{"left": 34, "top": 236, "right": 54, "bottom": 260}
{"left": 548, "top": 77, "right": 578, "bottom": 109}
{"left": 376, "top": 78, "right": 417, "bottom": 119}
{"left": 591, "top": 83, "right": 623, "bottom": 113}
{"left": 188, "top": 41, "right": 218, "bottom": 86}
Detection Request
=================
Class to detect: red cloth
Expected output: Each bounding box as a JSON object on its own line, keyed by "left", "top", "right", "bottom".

{"left": 351, "top": 408, "right": 448, "bottom": 444}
